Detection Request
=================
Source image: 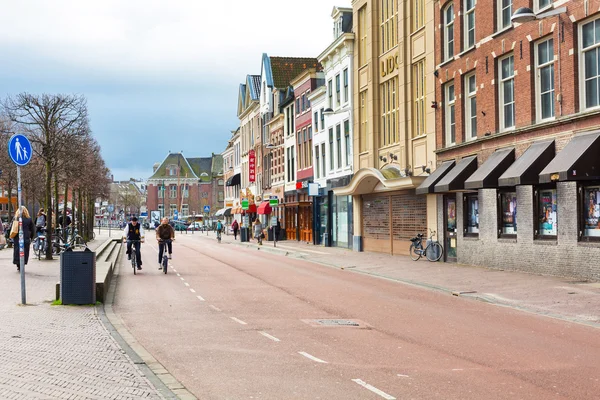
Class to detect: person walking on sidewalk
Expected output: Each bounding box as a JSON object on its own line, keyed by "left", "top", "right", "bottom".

{"left": 253, "top": 219, "right": 264, "bottom": 245}
{"left": 10, "top": 207, "right": 35, "bottom": 272}
{"left": 232, "top": 219, "right": 239, "bottom": 240}
{"left": 156, "top": 217, "right": 174, "bottom": 269}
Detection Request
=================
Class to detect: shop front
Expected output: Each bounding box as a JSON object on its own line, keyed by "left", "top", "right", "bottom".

{"left": 283, "top": 186, "right": 314, "bottom": 242}
{"left": 315, "top": 176, "right": 354, "bottom": 248}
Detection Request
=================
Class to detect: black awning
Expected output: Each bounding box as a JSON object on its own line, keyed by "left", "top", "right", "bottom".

{"left": 226, "top": 173, "right": 241, "bottom": 187}
{"left": 415, "top": 160, "right": 456, "bottom": 195}
{"left": 499, "top": 140, "right": 555, "bottom": 187}
{"left": 434, "top": 156, "right": 478, "bottom": 193}
{"left": 223, "top": 207, "right": 232, "bottom": 217}
{"left": 464, "top": 148, "right": 515, "bottom": 189}
{"left": 540, "top": 132, "right": 600, "bottom": 183}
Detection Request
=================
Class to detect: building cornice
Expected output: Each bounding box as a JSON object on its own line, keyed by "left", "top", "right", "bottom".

{"left": 318, "top": 33, "right": 355, "bottom": 64}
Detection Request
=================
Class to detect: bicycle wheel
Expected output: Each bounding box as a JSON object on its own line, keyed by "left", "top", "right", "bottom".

{"left": 426, "top": 242, "right": 444, "bottom": 262}
{"left": 90, "top": 231, "right": 96, "bottom": 240}
{"left": 132, "top": 257, "right": 136, "bottom": 275}
{"left": 409, "top": 243, "right": 422, "bottom": 261}
{"left": 163, "top": 256, "right": 168, "bottom": 274}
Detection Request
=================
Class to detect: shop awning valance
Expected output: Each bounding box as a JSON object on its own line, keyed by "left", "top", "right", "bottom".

{"left": 223, "top": 208, "right": 232, "bottom": 217}
{"left": 257, "top": 202, "right": 272, "bottom": 215}
{"left": 499, "top": 140, "right": 555, "bottom": 187}
{"left": 226, "top": 173, "right": 241, "bottom": 187}
{"left": 242, "top": 204, "right": 257, "bottom": 214}
{"left": 333, "top": 166, "right": 426, "bottom": 196}
{"left": 434, "top": 156, "right": 478, "bottom": 193}
{"left": 464, "top": 148, "right": 515, "bottom": 189}
{"left": 215, "top": 207, "right": 232, "bottom": 217}
{"left": 539, "top": 132, "right": 600, "bottom": 183}
{"left": 415, "top": 160, "right": 456, "bottom": 195}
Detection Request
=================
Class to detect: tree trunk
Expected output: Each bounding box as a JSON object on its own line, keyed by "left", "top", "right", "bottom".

{"left": 63, "top": 183, "right": 68, "bottom": 241}
{"left": 45, "top": 161, "right": 53, "bottom": 260}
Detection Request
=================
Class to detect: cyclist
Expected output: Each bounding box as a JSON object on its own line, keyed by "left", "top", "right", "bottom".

{"left": 156, "top": 217, "right": 175, "bottom": 269}
{"left": 123, "top": 217, "right": 145, "bottom": 270}
{"left": 216, "top": 219, "right": 223, "bottom": 241}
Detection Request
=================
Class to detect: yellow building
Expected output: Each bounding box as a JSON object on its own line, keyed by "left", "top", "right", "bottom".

{"left": 336, "top": 0, "right": 437, "bottom": 254}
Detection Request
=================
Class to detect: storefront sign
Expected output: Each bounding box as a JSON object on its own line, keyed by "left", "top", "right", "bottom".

{"left": 308, "top": 183, "right": 319, "bottom": 196}
{"left": 241, "top": 198, "right": 249, "bottom": 210}
{"left": 296, "top": 180, "right": 310, "bottom": 190}
{"left": 269, "top": 196, "right": 279, "bottom": 206}
{"left": 381, "top": 54, "right": 399, "bottom": 77}
{"left": 249, "top": 150, "right": 256, "bottom": 182}
{"left": 225, "top": 201, "right": 233, "bottom": 207}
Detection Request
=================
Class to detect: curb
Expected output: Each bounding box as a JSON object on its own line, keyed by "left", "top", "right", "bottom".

{"left": 100, "top": 245, "right": 198, "bottom": 400}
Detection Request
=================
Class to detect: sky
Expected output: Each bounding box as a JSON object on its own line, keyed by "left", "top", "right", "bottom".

{"left": 0, "top": 0, "right": 344, "bottom": 181}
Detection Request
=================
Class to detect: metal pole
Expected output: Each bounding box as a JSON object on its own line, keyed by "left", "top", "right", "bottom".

{"left": 17, "top": 166, "right": 26, "bottom": 305}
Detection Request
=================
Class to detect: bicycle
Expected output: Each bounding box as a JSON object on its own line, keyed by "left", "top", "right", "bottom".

{"left": 52, "top": 227, "right": 87, "bottom": 254}
{"left": 127, "top": 240, "right": 142, "bottom": 275}
{"left": 158, "top": 239, "right": 171, "bottom": 274}
{"left": 409, "top": 229, "right": 444, "bottom": 262}
{"left": 33, "top": 228, "right": 48, "bottom": 260}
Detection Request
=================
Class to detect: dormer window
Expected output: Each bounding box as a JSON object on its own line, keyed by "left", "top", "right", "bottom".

{"left": 167, "top": 165, "right": 178, "bottom": 176}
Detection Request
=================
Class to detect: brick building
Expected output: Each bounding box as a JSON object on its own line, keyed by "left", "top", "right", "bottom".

{"left": 415, "top": 0, "right": 600, "bottom": 280}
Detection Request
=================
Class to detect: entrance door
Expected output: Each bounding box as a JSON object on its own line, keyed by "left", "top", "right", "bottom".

{"left": 444, "top": 196, "right": 457, "bottom": 262}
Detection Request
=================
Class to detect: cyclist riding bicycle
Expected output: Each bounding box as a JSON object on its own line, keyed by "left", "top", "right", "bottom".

{"left": 216, "top": 219, "right": 223, "bottom": 240}
{"left": 123, "top": 217, "right": 145, "bottom": 270}
{"left": 156, "top": 217, "right": 175, "bottom": 269}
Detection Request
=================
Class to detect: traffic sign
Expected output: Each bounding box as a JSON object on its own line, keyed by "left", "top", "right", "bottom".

{"left": 174, "top": 210, "right": 179, "bottom": 220}
{"left": 107, "top": 204, "right": 114, "bottom": 213}
{"left": 7, "top": 134, "right": 32, "bottom": 167}
{"left": 203, "top": 205, "right": 210, "bottom": 213}
{"left": 270, "top": 216, "right": 277, "bottom": 227}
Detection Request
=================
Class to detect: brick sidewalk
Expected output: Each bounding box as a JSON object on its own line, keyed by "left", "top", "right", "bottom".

{"left": 197, "top": 230, "right": 600, "bottom": 328}
{"left": 0, "top": 232, "right": 165, "bottom": 399}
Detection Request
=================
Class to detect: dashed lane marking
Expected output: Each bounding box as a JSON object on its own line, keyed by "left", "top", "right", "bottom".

{"left": 197, "top": 295, "right": 205, "bottom": 301}
{"left": 351, "top": 379, "right": 396, "bottom": 400}
{"left": 180, "top": 277, "right": 185, "bottom": 281}
{"left": 230, "top": 317, "right": 247, "bottom": 325}
{"left": 190, "top": 289, "right": 196, "bottom": 293}
{"left": 298, "top": 352, "right": 328, "bottom": 364}
{"left": 176, "top": 273, "right": 181, "bottom": 277}
{"left": 209, "top": 305, "right": 221, "bottom": 311}
{"left": 184, "top": 282, "right": 190, "bottom": 287}
{"left": 259, "top": 332, "right": 280, "bottom": 342}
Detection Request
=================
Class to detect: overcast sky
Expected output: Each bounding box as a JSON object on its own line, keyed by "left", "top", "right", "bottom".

{"left": 0, "top": 0, "right": 344, "bottom": 181}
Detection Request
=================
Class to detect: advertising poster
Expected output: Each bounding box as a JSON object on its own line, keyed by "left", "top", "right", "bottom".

{"left": 502, "top": 192, "right": 517, "bottom": 234}
{"left": 584, "top": 186, "right": 600, "bottom": 236}
{"left": 539, "top": 190, "right": 557, "bottom": 236}
{"left": 150, "top": 210, "right": 161, "bottom": 229}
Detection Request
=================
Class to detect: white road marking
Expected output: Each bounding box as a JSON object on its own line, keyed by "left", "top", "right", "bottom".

{"left": 176, "top": 273, "right": 181, "bottom": 277}
{"left": 397, "top": 374, "right": 410, "bottom": 378}
{"left": 351, "top": 379, "right": 396, "bottom": 400}
{"left": 209, "top": 305, "right": 221, "bottom": 311}
{"left": 274, "top": 244, "right": 329, "bottom": 255}
{"left": 173, "top": 269, "right": 177, "bottom": 272}
{"left": 190, "top": 289, "right": 196, "bottom": 293}
{"left": 197, "top": 295, "right": 205, "bottom": 301}
{"left": 180, "top": 277, "right": 185, "bottom": 281}
{"left": 259, "top": 331, "right": 280, "bottom": 342}
{"left": 298, "top": 352, "right": 328, "bottom": 364}
{"left": 184, "top": 282, "right": 190, "bottom": 287}
{"left": 230, "top": 317, "right": 247, "bottom": 325}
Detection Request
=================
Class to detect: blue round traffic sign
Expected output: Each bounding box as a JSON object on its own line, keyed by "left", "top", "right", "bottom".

{"left": 7, "top": 134, "right": 32, "bottom": 167}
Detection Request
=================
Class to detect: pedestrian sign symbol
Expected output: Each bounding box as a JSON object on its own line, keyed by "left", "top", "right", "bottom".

{"left": 7, "top": 134, "right": 32, "bottom": 167}
{"left": 203, "top": 205, "right": 210, "bottom": 213}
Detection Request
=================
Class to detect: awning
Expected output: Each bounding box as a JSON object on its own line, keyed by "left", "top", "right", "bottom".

{"left": 215, "top": 207, "right": 232, "bottom": 217}
{"left": 464, "top": 148, "right": 515, "bottom": 189}
{"left": 415, "top": 160, "right": 456, "bottom": 195}
{"left": 434, "top": 156, "right": 478, "bottom": 193}
{"left": 242, "top": 204, "right": 257, "bottom": 214}
{"left": 333, "top": 166, "right": 426, "bottom": 196}
{"left": 224, "top": 208, "right": 232, "bottom": 217}
{"left": 499, "top": 140, "right": 555, "bottom": 186}
{"left": 257, "top": 202, "right": 272, "bottom": 215}
{"left": 215, "top": 208, "right": 225, "bottom": 216}
{"left": 539, "top": 132, "right": 600, "bottom": 183}
{"left": 232, "top": 206, "right": 242, "bottom": 214}
{"left": 226, "top": 173, "right": 241, "bottom": 187}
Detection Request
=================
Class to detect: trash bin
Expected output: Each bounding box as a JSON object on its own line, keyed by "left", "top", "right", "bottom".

{"left": 240, "top": 227, "right": 249, "bottom": 242}
{"left": 267, "top": 227, "right": 274, "bottom": 241}
{"left": 60, "top": 248, "right": 96, "bottom": 305}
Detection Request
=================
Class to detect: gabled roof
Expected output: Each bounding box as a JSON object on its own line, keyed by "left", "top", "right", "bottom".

{"left": 238, "top": 84, "right": 247, "bottom": 114}
{"left": 187, "top": 157, "right": 213, "bottom": 182}
{"left": 149, "top": 153, "right": 198, "bottom": 180}
{"left": 247, "top": 75, "right": 261, "bottom": 101}
{"left": 262, "top": 54, "right": 322, "bottom": 89}
{"left": 211, "top": 154, "right": 223, "bottom": 176}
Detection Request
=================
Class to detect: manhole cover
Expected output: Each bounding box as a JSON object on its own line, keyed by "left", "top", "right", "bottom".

{"left": 301, "top": 319, "right": 370, "bottom": 328}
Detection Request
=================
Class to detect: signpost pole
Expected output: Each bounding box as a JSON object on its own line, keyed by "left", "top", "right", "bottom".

{"left": 17, "top": 166, "right": 26, "bottom": 305}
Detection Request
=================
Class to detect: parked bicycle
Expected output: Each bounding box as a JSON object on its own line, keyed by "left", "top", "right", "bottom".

{"left": 52, "top": 227, "right": 87, "bottom": 254}
{"left": 33, "top": 228, "right": 48, "bottom": 260}
{"left": 409, "top": 229, "right": 443, "bottom": 262}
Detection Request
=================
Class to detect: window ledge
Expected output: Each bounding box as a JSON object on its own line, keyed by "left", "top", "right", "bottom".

{"left": 534, "top": 239, "right": 558, "bottom": 245}
{"left": 463, "top": 235, "right": 479, "bottom": 241}
{"left": 456, "top": 46, "right": 476, "bottom": 59}
{"left": 498, "top": 236, "right": 517, "bottom": 243}
{"left": 437, "top": 58, "right": 454, "bottom": 69}
{"left": 578, "top": 241, "right": 600, "bottom": 248}
{"left": 491, "top": 26, "right": 513, "bottom": 39}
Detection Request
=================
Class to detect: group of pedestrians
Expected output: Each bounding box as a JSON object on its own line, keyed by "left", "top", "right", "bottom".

{"left": 229, "top": 218, "right": 281, "bottom": 245}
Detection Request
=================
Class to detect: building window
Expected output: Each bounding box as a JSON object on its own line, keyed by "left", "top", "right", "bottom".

{"left": 297, "top": 132, "right": 303, "bottom": 170}
{"left": 536, "top": 187, "right": 557, "bottom": 238}
{"left": 464, "top": 0, "right": 476, "bottom": 50}
{"left": 336, "top": 124, "right": 342, "bottom": 169}
{"left": 499, "top": 191, "right": 517, "bottom": 236}
{"left": 380, "top": 0, "right": 398, "bottom": 54}
{"left": 499, "top": 54, "right": 515, "bottom": 131}
{"left": 464, "top": 72, "right": 477, "bottom": 140}
{"left": 169, "top": 185, "right": 177, "bottom": 199}
{"left": 536, "top": 0, "right": 551, "bottom": 12}
{"left": 535, "top": 38, "right": 555, "bottom": 121}
{"left": 315, "top": 145, "right": 320, "bottom": 178}
{"left": 413, "top": 0, "right": 425, "bottom": 32}
{"left": 336, "top": 74, "right": 341, "bottom": 106}
{"left": 358, "top": 6, "right": 367, "bottom": 67}
{"left": 343, "top": 68, "right": 349, "bottom": 103}
{"left": 380, "top": 77, "right": 398, "bottom": 146}
{"left": 464, "top": 193, "right": 479, "bottom": 236}
{"left": 498, "top": 0, "right": 512, "bottom": 31}
{"left": 296, "top": 98, "right": 301, "bottom": 114}
{"left": 170, "top": 204, "right": 177, "bottom": 216}
{"left": 359, "top": 91, "right": 368, "bottom": 152}
{"left": 314, "top": 111, "right": 319, "bottom": 132}
{"left": 218, "top": 179, "right": 224, "bottom": 185}
{"left": 445, "top": 81, "right": 456, "bottom": 146}
{"left": 344, "top": 120, "right": 351, "bottom": 166}
{"left": 412, "top": 60, "right": 425, "bottom": 137}
{"left": 443, "top": 3, "right": 454, "bottom": 61}
{"left": 328, "top": 80, "right": 333, "bottom": 108}
{"left": 321, "top": 143, "right": 326, "bottom": 177}
{"left": 181, "top": 184, "right": 189, "bottom": 198}
{"left": 182, "top": 204, "right": 189, "bottom": 216}
{"left": 580, "top": 18, "right": 600, "bottom": 110}
{"left": 320, "top": 108, "right": 325, "bottom": 130}
{"left": 158, "top": 185, "right": 165, "bottom": 199}
{"left": 581, "top": 184, "right": 600, "bottom": 240}
{"left": 329, "top": 128, "right": 334, "bottom": 171}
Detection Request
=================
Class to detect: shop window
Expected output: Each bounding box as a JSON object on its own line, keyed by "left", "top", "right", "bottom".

{"left": 535, "top": 186, "right": 557, "bottom": 239}
{"left": 498, "top": 191, "right": 517, "bottom": 237}
{"left": 464, "top": 193, "right": 479, "bottom": 237}
{"left": 581, "top": 184, "right": 600, "bottom": 241}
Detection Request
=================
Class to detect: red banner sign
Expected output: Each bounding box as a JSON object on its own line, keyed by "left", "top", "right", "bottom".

{"left": 249, "top": 150, "right": 256, "bottom": 182}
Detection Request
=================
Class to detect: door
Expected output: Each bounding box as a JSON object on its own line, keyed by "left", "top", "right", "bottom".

{"left": 444, "top": 195, "right": 458, "bottom": 262}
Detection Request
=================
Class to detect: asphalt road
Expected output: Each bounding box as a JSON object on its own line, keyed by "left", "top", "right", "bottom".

{"left": 113, "top": 233, "right": 600, "bottom": 400}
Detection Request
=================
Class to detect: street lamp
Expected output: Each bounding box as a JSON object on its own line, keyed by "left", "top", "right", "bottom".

{"left": 511, "top": 6, "right": 566, "bottom": 24}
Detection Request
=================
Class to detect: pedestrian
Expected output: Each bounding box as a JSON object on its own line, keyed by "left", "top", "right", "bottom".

{"left": 0, "top": 220, "right": 6, "bottom": 250}
{"left": 253, "top": 218, "right": 264, "bottom": 245}
{"left": 232, "top": 219, "right": 239, "bottom": 240}
{"left": 10, "top": 207, "right": 35, "bottom": 272}
{"left": 275, "top": 218, "right": 281, "bottom": 241}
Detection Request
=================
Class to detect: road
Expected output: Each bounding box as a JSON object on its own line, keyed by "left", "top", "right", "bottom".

{"left": 113, "top": 232, "right": 600, "bottom": 400}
